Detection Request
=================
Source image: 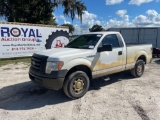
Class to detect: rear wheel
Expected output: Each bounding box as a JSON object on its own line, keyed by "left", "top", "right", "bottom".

{"left": 157, "top": 54, "right": 160, "bottom": 58}
{"left": 131, "top": 60, "right": 145, "bottom": 78}
{"left": 63, "top": 71, "right": 90, "bottom": 99}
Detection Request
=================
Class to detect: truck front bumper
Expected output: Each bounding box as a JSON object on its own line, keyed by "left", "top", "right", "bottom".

{"left": 29, "top": 67, "right": 68, "bottom": 90}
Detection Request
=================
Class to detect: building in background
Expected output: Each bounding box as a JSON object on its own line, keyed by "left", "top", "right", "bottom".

{"left": 107, "top": 27, "right": 160, "bottom": 48}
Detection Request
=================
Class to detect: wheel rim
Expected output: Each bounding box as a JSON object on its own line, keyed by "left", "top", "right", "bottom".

{"left": 72, "top": 78, "right": 85, "bottom": 93}
{"left": 137, "top": 63, "right": 143, "bottom": 74}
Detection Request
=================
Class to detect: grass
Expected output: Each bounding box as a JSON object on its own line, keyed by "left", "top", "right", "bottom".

{"left": 0, "top": 57, "right": 31, "bottom": 67}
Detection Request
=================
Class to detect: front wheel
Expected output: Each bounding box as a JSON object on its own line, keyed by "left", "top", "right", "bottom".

{"left": 63, "top": 71, "right": 90, "bottom": 99}
{"left": 131, "top": 60, "right": 145, "bottom": 78}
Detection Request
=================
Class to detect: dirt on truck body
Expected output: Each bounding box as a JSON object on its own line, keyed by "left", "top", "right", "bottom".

{"left": 0, "top": 58, "right": 160, "bottom": 120}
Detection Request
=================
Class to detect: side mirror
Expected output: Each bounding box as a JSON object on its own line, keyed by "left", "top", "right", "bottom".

{"left": 97, "top": 44, "right": 112, "bottom": 52}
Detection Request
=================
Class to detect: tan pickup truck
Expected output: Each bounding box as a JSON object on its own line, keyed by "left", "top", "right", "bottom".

{"left": 29, "top": 32, "right": 152, "bottom": 99}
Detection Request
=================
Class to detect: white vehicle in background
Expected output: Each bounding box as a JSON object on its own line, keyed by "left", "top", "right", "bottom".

{"left": 29, "top": 32, "right": 152, "bottom": 99}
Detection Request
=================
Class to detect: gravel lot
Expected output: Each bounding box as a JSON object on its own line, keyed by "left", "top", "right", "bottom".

{"left": 0, "top": 58, "right": 160, "bottom": 120}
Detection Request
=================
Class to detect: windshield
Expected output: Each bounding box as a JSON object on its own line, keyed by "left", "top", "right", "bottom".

{"left": 65, "top": 34, "right": 102, "bottom": 49}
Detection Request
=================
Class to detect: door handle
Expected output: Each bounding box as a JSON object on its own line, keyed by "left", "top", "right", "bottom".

{"left": 118, "top": 51, "right": 122, "bottom": 55}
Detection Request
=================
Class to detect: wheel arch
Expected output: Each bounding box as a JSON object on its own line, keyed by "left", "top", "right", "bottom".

{"left": 135, "top": 51, "right": 148, "bottom": 64}
{"left": 137, "top": 55, "right": 147, "bottom": 64}
{"left": 65, "top": 65, "right": 92, "bottom": 81}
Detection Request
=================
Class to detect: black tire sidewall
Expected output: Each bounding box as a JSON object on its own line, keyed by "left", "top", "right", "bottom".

{"left": 135, "top": 60, "right": 145, "bottom": 77}
{"left": 67, "top": 72, "right": 90, "bottom": 99}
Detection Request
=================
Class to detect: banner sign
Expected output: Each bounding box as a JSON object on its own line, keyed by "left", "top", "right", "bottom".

{"left": 0, "top": 23, "right": 69, "bottom": 58}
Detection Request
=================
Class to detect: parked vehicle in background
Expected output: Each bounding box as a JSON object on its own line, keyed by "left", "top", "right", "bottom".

{"left": 152, "top": 47, "right": 160, "bottom": 58}
{"left": 29, "top": 32, "right": 152, "bottom": 99}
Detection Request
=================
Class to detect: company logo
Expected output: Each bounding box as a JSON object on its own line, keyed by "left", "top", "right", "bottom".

{"left": 10, "top": 28, "right": 21, "bottom": 37}
{"left": 0, "top": 27, "right": 42, "bottom": 38}
{"left": 54, "top": 40, "right": 64, "bottom": 48}
{"left": 45, "top": 31, "right": 69, "bottom": 49}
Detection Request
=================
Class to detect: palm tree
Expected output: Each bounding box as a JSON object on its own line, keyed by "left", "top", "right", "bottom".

{"left": 54, "top": 0, "right": 86, "bottom": 22}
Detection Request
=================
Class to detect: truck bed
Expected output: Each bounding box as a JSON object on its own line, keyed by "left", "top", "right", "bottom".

{"left": 126, "top": 44, "right": 152, "bottom": 66}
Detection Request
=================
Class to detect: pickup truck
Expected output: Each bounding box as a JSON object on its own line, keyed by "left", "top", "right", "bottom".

{"left": 29, "top": 32, "right": 152, "bottom": 99}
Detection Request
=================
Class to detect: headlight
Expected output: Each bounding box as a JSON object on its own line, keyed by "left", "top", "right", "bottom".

{"left": 45, "top": 61, "right": 63, "bottom": 74}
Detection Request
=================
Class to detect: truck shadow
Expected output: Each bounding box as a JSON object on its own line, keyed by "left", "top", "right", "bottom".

{"left": 90, "top": 71, "right": 134, "bottom": 90}
{"left": 0, "top": 82, "right": 70, "bottom": 110}
{"left": 0, "top": 71, "right": 134, "bottom": 110}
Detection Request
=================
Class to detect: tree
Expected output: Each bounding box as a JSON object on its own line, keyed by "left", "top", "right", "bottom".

{"left": 61, "top": 23, "right": 75, "bottom": 34}
{"left": 89, "top": 24, "right": 105, "bottom": 32}
{"left": 0, "top": 0, "right": 57, "bottom": 24}
{"left": 62, "top": 0, "right": 87, "bottom": 22}
{"left": 0, "top": 0, "right": 86, "bottom": 24}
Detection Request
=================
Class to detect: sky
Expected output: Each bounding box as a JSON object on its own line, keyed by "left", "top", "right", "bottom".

{"left": 54, "top": 0, "right": 160, "bottom": 35}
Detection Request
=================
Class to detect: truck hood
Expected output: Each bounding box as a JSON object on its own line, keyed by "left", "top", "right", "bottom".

{"left": 36, "top": 48, "right": 95, "bottom": 61}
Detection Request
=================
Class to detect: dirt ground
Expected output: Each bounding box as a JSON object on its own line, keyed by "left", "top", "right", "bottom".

{"left": 0, "top": 58, "right": 160, "bottom": 120}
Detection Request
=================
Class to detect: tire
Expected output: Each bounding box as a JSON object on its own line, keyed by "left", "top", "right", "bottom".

{"left": 63, "top": 71, "right": 90, "bottom": 99}
{"left": 131, "top": 60, "right": 145, "bottom": 78}
{"left": 45, "top": 30, "right": 69, "bottom": 49}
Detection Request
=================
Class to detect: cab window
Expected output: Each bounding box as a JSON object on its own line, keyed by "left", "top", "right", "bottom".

{"left": 101, "top": 34, "right": 120, "bottom": 48}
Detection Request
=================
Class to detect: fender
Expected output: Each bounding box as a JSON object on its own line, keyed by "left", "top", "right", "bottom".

{"left": 62, "top": 58, "right": 92, "bottom": 71}
{"left": 135, "top": 50, "right": 148, "bottom": 62}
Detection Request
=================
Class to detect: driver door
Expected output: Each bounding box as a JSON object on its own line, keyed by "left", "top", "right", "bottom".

{"left": 92, "top": 34, "right": 124, "bottom": 77}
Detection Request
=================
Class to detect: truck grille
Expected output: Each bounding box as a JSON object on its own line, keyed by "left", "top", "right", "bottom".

{"left": 31, "top": 54, "right": 48, "bottom": 73}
